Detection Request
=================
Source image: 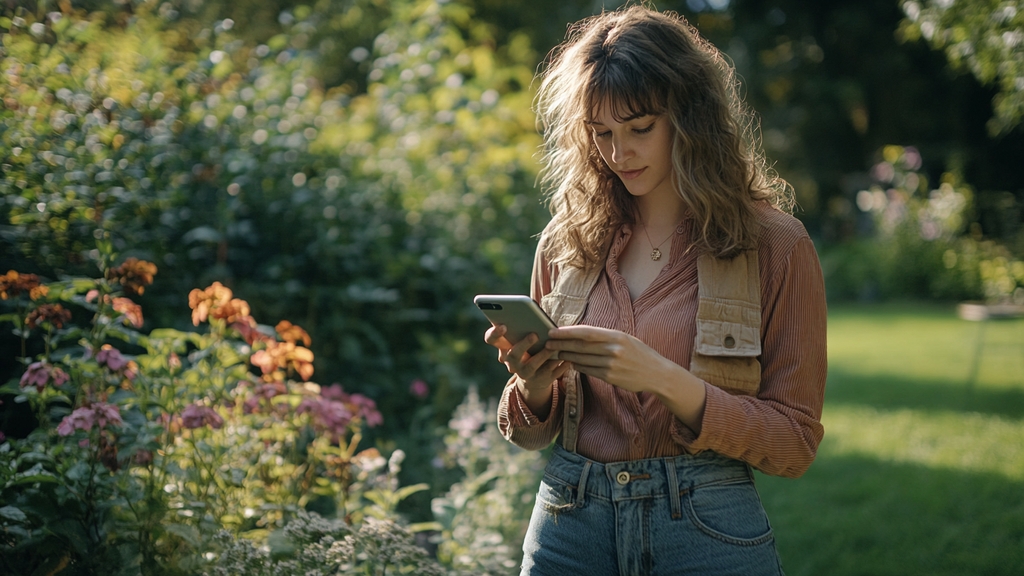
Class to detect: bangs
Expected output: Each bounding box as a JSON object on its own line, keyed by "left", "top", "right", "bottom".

{"left": 583, "top": 58, "right": 666, "bottom": 122}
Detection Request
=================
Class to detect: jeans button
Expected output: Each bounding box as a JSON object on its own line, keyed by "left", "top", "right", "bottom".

{"left": 615, "top": 471, "right": 630, "bottom": 485}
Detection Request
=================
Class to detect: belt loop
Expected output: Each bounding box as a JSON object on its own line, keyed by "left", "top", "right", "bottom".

{"left": 665, "top": 458, "right": 682, "bottom": 520}
{"left": 575, "top": 461, "right": 592, "bottom": 508}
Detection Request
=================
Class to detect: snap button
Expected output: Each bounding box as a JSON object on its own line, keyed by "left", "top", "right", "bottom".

{"left": 615, "top": 471, "right": 630, "bottom": 485}
{"left": 724, "top": 335, "right": 736, "bottom": 349}
{"left": 568, "top": 406, "right": 577, "bottom": 418}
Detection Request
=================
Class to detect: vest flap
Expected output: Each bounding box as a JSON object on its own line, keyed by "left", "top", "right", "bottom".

{"left": 694, "top": 296, "right": 761, "bottom": 357}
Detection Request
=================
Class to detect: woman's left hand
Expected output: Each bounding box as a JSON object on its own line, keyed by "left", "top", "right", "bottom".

{"left": 544, "top": 325, "right": 674, "bottom": 393}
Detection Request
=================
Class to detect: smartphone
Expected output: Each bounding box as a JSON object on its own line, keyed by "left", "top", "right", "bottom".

{"left": 474, "top": 294, "right": 557, "bottom": 356}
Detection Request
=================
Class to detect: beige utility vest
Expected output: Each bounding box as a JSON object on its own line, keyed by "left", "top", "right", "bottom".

{"left": 539, "top": 248, "right": 762, "bottom": 453}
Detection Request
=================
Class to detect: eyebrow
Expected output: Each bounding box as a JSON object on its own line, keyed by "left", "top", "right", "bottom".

{"left": 586, "top": 112, "right": 651, "bottom": 125}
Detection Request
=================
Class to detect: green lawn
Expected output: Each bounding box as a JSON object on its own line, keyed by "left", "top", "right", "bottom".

{"left": 758, "top": 303, "right": 1024, "bottom": 576}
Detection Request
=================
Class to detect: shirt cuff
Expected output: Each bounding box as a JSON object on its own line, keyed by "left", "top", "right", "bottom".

{"left": 670, "top": 381, "right": 722, "bottom": 451}
{"left": 505, "top": 377, "right": 560, "bottom": 427}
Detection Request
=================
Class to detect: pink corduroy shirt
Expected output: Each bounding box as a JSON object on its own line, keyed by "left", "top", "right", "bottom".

{"left": 497, "top": 203, "right": 828, "bottom": 478}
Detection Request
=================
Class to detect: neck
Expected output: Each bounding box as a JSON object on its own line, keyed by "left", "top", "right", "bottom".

{"left": 636, "top": 195, "right": 686, "bottom": 230}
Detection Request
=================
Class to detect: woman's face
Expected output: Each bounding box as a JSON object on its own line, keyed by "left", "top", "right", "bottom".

{"left": 589, "top": 103, "right": 676, "bottom": 201}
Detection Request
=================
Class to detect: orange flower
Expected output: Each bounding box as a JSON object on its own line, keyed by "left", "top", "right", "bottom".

{"left": 188, "top": 281, "right": 233, "bottom": 326}
{"left": 29, "top": 285, "right": 49, "bottom": 300}
{"left": 276, "top": 320, "right": 311, "bottom": 346}
{"left": 1, "top": 270, "right": 42, "bottom": 300}
{"left": 210, "top": 297, "right": 250, "bottom": 324}
{"left": 106, "top": 258, "right": 157, "bottom": 296}
{"left": 250, "top": 340, "right": 315, "bottom": 381}
{"left": 112, "top": 297, "right": 144, "bottom": 328}
{"left": 25, "top": 304, "right": 72, "bottom": 329}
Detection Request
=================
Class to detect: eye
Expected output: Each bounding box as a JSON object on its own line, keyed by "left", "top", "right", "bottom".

{"left": 633, "top": 122, "right": 655, "bottom": 135}
{"left": 593, "top": 129, "right": 611, "bottom": 139}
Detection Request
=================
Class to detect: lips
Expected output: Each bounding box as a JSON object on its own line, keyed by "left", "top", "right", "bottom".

{"left": 618, "top": 167, "right": 646, "bottom": 180}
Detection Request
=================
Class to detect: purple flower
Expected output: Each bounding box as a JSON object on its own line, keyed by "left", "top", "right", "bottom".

{"left": 21, "top": 362, "right": 70, "bottom": 392}
{"left": 297, "top": 397, "right": 354, "bottom": 440}
{"left": 57, "top": 402, "right": 123, "bottom": 436}
{"left": 180, "top": 404, "right": 225, "bottom": 430}
{"left": 300, "top": 385, "right": 384, "bottom": 441}
{"left": 96, "top": 347, "right": 128, "bottom": 371}
{"left": 350, "top": 393, "right": 383, "bottom": 428}
{"left": 409, "top": 379, "right": 429, "bottom": 399}
{"left": 20, "top": 362, "right": 49, "bottom": 391}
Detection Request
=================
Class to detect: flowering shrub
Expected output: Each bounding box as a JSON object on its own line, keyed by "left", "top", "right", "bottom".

{"left": 431, "top": 387, "right": 545, "bottom": 574}
{"left": 0, "top": 261, "right": 442, "bottom": 574}
{"left": 823, "top": 145, "right": 1024, "bottom": 303}
{"left": 204, "top": 510, "right": 450, "bottom": 576}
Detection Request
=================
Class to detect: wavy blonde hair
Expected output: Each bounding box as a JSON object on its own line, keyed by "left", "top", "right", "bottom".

{"left": 535, "top": 5, "right": 793, "bottom": 268}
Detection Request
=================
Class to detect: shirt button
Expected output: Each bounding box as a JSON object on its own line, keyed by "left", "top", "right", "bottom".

{"left": 616, "top": 471, "right": 630, "bottom": 485}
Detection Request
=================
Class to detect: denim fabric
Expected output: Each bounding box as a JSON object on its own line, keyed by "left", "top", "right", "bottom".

{"left": 521, "top": 445, "right": 784, "bottom": 576}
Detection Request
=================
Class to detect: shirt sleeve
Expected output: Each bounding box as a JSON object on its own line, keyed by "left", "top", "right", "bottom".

{"left": 495, "top": 231, "right": 565, "bottom": 450}
{"left": 497, "top": 374, "right": 563, "bottom": 450}
{"left": 670, "top": 236, "right": 828, "bottom": 478}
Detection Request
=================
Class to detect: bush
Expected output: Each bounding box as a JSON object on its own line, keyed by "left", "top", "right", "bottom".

{"left": 0, "top": 260, "right": 442, "bottom": 574}
{"left": 430, "top": 386, "right": 545, "bottom": 574}
{"left": 823, "top": 145, "right": 1024, "bottom": 303}
{"left": 0, "top": 0, "right": 551, "bottom": 512}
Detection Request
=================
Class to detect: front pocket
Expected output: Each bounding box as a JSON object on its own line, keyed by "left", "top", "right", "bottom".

{"left": 683, "top": 478, "right": 774, "bottom": 546}
{"left": 536, "top": 475, "right": 577, "bottom": 515}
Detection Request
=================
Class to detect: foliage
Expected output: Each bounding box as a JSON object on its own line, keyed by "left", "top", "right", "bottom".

{"left": 0, "top": 0, "right": 551, "bottom": 493}
{"left": 0, "top": 260, "right": 444, "bottom": 574}
{"left": 898, "top": 0, "right": 1024, "bottom": 135}
{"left": 821, "top": 144, "right": 1024, "bottom": 302}
{"left": 430, "top": 386, "right": 544, "bottom": 574}
{"left": 203, "top": 510, "right": 450, "bottom": 576}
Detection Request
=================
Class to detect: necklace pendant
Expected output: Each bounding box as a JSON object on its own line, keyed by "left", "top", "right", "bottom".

{"left": 651, "top": 248, "right": 662, "bottom": 261}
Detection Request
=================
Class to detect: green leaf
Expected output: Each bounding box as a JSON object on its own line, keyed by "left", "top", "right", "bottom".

{"left": 408, "top": 521, "right": 443, "bottom": 533}
{"left": 0, "top": 505, "right": 28, "bottom": 522}
{"left": 394, "top": 483, "right": 430, "bottom": 501}
{"left": 7, "top": 474, "right": 60, "bottom": 486}
{"left": 164, "top": 522, "right": 201, "bottom": 547}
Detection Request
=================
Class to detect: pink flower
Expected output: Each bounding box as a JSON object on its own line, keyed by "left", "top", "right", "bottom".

{"left": 297, "top": 397, "right": 354, "bottom": 441}
{"left": 180, "top": 404, "right": 225, "bottom": 430}
{"left": 409, "top": 379, "right": 429, "bottom": 399}
{"left": 349, "top": 393, "right": 383, "bottom": 428}
{"left": 302, "top": 385, "right": 384, "bottom": 441}
{"left": 96, "top": 346, "right": 128, "bottom": 371}
{"left": 321, "top": 383, "right": 347, "bottom": 402}
{"left": 20, "top": 362, "right": 49, "bottom": 391}
{"left": 57, "top": 402, "right": 123, "bottom": 436}
{"left": 19, "top": 362, "right": 69, "bottom": 392}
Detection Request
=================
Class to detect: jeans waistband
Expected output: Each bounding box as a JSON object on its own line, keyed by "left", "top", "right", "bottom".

{"left": 546, "top": 444, "right": 752, "bottom": 506}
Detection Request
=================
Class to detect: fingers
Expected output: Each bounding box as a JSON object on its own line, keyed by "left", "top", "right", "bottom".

{"left": 484, "top": 324, "right": 513, "bottom": 349}
{"left": 499, "top": 333, "right": 566, "bottom": 379}
{"left": 549, "top": 325, "right": 616, "bottom": 342}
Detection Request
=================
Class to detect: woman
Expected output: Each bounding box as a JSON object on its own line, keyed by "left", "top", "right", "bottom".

{"left": 485, "top": 5, "right": 827, "bottom": 576}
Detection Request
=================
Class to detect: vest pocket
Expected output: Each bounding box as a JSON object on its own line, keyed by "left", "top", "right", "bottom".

{"left": 691, "top": 296, "right": 761, "bottom": 396}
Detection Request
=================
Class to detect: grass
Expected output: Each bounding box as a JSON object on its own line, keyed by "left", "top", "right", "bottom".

{"left": 758, "top": 303, "right": 1024, "bottom": 575}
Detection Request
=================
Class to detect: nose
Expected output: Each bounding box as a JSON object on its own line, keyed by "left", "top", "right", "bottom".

{"left": 610, "top": 135, "right": 633, "bottom": 165}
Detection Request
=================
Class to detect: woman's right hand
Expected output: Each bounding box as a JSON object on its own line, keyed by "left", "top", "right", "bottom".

{"left": 484, "top": 324, "right": 571, "bottom": 417}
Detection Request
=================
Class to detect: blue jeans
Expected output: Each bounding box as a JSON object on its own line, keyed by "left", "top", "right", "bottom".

{"left": 521, "top": 445, "right": 784, "bottom": 575}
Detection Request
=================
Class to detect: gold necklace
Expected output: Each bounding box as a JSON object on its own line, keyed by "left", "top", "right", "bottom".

{"left": 640, "top": 221, "right": 675, "bottom": 261}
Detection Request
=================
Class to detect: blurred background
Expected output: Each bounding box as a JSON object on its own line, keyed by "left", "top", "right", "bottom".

{"left": 1, "top": 0, "right": 1022, "bottom": 574}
